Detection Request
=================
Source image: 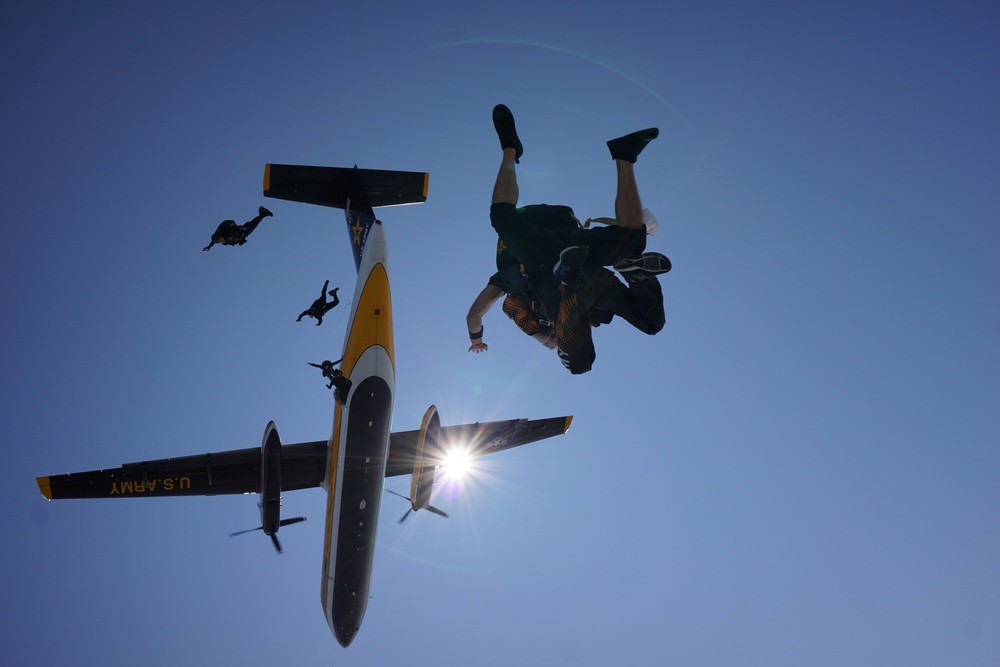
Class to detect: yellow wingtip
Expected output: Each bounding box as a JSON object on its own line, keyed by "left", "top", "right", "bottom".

{"left": 36, "top": 476, "right": 52, "bottom": 500}
{"left": 263, "top": 163, "right": 271, "bottom": 193}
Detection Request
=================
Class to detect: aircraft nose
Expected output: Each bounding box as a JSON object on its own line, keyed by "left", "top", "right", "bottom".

{"left": 334, "top": 625, "right": 357, "bottom": 648}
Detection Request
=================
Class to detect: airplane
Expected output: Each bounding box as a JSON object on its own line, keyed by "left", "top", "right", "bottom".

{"left": 35, "top": 165, "right": 573, "bottom": 648}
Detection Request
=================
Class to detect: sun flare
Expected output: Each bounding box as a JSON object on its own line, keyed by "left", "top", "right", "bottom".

{"left": 440, "top": 447, "right": 474, "bottom": 481}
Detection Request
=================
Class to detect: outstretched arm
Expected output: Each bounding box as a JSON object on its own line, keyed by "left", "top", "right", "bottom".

{"left": 466, "top": 284, "right": 504, "bottom": 352}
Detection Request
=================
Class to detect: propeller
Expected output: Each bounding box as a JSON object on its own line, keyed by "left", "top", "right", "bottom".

{"left": 424, "top": 505, "right": 450, "bottom": 519}
{"left": 386, "top": 489, "right": 413, "bottom": 523}
{"left": 386, "top": 489, "right": 449, "bottom": 524}
{"left": 229, "top": 517, "right": 307, "bottom": 554}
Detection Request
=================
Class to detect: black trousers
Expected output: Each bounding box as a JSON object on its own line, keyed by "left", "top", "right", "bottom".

{"left": 489, "top": 203, "right": 646, "bottom": 270}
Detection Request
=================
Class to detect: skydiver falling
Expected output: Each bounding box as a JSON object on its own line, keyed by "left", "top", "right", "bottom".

{"left": 296, "top": 280, "right": 340, "bottom": 326}
{"left": 202, "top": 206, "right": 273, "bottom": 251}
{"left": 308, "top": 358, "right": 352, "bottom": 405}
{"left": 467, "top": 104, "right": 671, "bottom": 374}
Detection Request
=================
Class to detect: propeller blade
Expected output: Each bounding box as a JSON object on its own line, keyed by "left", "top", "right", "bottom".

{"left": 426, "top": 505, "right": 449, "bottom": 519}
{"left": 230, "top": 517, "right": 303, "bottom": 554}
{"left": 386, "top": 489, "right": 411, "bottom": 502}
{"left": 388, "top": 488, "right": 448, "bottom": 521}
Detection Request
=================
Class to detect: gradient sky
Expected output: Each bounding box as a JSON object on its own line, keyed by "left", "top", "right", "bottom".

{"left": 4, "top": 1, "right": 998, "bottom": 665}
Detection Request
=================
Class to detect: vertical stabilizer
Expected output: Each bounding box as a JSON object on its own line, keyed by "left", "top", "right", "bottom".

{"left": 342, "top": 168, "right": 377, "bottom": 272}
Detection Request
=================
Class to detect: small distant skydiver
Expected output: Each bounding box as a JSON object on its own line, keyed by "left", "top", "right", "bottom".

{"left": 202, "top": 206, "right": 273, "bottom": 251}
{"left": 467, "top": 104, "right": 671, "bottom": 373}
{"left": 296, "top": 280, "right": 340, "bottom": 326}
{"left": 308, "top": 358, "right": 352, "bottom": 405}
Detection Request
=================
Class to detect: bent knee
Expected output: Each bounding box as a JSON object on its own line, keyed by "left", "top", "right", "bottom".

{"left": 638, "top": 314, "right": 665, "bottom": 335}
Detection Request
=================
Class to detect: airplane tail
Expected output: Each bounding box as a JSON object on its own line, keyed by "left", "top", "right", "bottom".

{"left": 263, "top": 164, "right": 428, "bottom": 271}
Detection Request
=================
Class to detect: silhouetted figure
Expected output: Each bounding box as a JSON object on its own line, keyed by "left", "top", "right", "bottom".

{"left": 297, "top": 280, "right": 340, "bottom": 326}
{"left": 308, "top": 358, "right": 352, "bottom": 405}
{"left": 467, "top": 104, "right": 670, "bottom": 373}
{"left": 203, "top": 206, "right": 273, "bottom": 251}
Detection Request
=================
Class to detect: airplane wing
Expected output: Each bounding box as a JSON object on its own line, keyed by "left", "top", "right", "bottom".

{"left": 36, "top": 441, "right": 328, "bottom": 500}
{"left": 36, "top": 416, "right": 573, "bottom": 499}
{"left": 384, "top": 416, "right": 573, "bottom": 478}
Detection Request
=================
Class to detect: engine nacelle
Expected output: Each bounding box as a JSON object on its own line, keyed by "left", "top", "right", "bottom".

{"left": 403, "top": 405, "right": 448, "bottom": 520}
{"left": 410, "top": 406, "right": 440, "bottom": 511}
{"left": 260, "top": 421, "right": 283, "bottom": 536}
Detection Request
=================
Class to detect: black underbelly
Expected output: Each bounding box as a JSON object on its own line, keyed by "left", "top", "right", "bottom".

{"left": 330, "top": 376, "right": 392, "bottom": 646}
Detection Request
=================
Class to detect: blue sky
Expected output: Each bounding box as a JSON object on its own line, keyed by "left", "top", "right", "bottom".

{"left": 3, "top": 1, "right": 998, "bottom": 665}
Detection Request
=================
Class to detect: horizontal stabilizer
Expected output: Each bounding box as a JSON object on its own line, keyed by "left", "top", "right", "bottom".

{"left": 263, "top": 164, "right": 428, "bottom": 210}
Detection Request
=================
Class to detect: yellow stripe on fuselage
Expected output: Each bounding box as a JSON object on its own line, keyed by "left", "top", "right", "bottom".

{"left": 340, "top": 262, "right": 393, "bottom": 377}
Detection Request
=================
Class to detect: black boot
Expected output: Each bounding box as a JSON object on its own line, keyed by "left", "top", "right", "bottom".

{"left": 492, "top": 104, "right": 524, "bottom": 163}
{"left": 607, "top": 128, "right": 659, "bottom": 163}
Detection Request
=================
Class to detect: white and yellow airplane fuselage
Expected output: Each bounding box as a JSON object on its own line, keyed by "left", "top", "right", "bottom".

{"left": 320, "top": 220, "right": 394, "bottom": 647}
